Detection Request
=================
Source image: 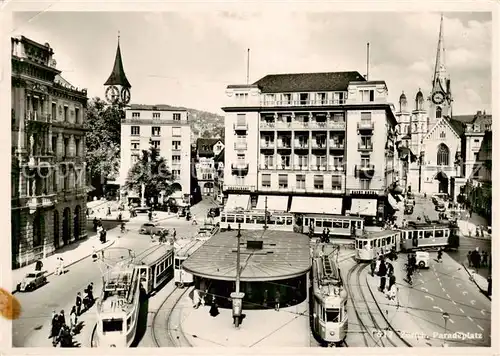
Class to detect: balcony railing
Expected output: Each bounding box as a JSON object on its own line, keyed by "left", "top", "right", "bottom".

{"left": 293, "top": 164, "right": 309, "bottom": 171}
{"left": 276, "top": 142, "right": 292, "bottom": 149}
{"left": 329, "top": 122, "right": 346, "bottom": 130}
{"left": 234, "top": 142, "right": 248, "bottom": 150}
{"left": 231, "top": 163, "right": 249, "bottom": 176}
{"left": 259, "top": 121, "right": 346, "bottom": 130}
{"left": 358, "top": 143, "right": 373, "bottom": 152}
{"left": 260, "top": 142, "right": 274, "bottom": 149}
{"left": 260, "top": 99, "right": 346, "bottom": 107}
{"left": 311, "top": 143, "right": 327, "bottom": 149}
{"left": 329, "top": 142, "right": 345, "bottom": 150}
{"left": 357, "top": 121, "right": 374, "bottom": 130}
{"left": 310, "top": 165, "right": 328, "bottom": 171}
{"left": 233, "top": 122, "right": 248, "bottom": 130}
{"left": 223, "top": 184, "right": 256, "bottom": 192}
{"left": 27, "top": 194, "right": 57, "bottom": 212}
{"left": 294, "top": 142, "right": 309, "bottom": 149}
{"left": 259, "top": 186, "right": 344, "bottom": 194}
{"left": 26, "top": 111, "right": 51, "bottom": 123}
{"left": 355, "top": 164, "right": 375, "bottom": 179}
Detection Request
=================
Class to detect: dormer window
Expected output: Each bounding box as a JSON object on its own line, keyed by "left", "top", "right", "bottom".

{"left": 153, "top": 112, "right": 160, "bottom": 119}
{"left": 299, "top": 93, "right": 309, "bottom": 105}
{"left": 316, "top": 93, "right": 327, "bottom": 104}
{"left": 360, "top": 90, "right": 375, "bottom": 103}
{"left": 282, "top": 93, "right": 292, "bottom": 104}
{"left": 132, "top": 112, "right": 140, "bottom": 118}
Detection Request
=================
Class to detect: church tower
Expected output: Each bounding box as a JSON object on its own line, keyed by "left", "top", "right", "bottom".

{"left": 104, "top": 33, "right": 132, "bottom": 106}
{"left": 410, "top": 89, "right": 427, "bottom": 155}
{"left": 428, "top": 14, "right": 452, "bottom": 128}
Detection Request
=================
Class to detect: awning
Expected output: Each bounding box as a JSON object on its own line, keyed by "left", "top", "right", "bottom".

{"left": 350, "top": 198, "right": 377, "bottom": 216}
{"left": 225, "top": 194, "right": 250, "bottom": 211}
{"left": 388, "top": 194, "right": 399, "bottom": 211}
{"left": 289, "top": 197, "right": 342, "bottom": 215}
{"left": 255, "top": 195, "right": 289, "bottom": 211}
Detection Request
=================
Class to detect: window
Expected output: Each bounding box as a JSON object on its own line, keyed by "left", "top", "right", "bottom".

{"left": 361, "top": 112, "right": 372, "bottom": 122}
{"left": 52, "top": 136, "right": 57, "bottom": 154}
{"left": 280, "top": 155, "right": 290, "bottom": 168}
{"left": 440, "top": 131, "right": 446, "bottom": 139}
{"left": 296, "top": 174, "right": 305, "bottom": 189}
{"left": 63, "top": 138, "right": 69, "bottom": 157}
{"left": 75, "top": 108, "right": 80, "bottom": 124}
{"left": 299, "top": 93, "right": 309, "bottom": 105}
{"left": 317, "top": 92, "right": 327, "bottom": 104}
{"left": 51, "top": 103, "right": 56, "bottom": 121}
{"left": 436, "top": 107, "right": 442, "bottom": 119}
{"left": 131, "top": 126, "right": 140, "bottom": 136}
{"left": 172, "top": 141, "right": 181, "bottom": 150}
{"left": 282, "top": 93, "right": 292, "bottom": 104}
{"left": 237, "top": 154, "right": 245, "bottom": 162}
{"left": 132, "top": 112, "right": 140, "bottom": 118}
{"left": 262, "top": 174, "right": 271, "bottom": 187}
{"left": 437, "top": 144, "right": 449, "bottom": 165}
{"left": 297, "top": 155, "right": 308, "bottom": 167}
{"left": 63, "top": 106, "right": 68, "bottom": 121}
{"left": 237, "top": 113, "right": 246, "bottom": 124}
{"left": 316, "top": 155, "right": 327, "bottom": 167}
{"left": 172, "top": 155, "right": 181, "bottom": 163}
{"left": 263, "top": 155, "right": 273, "bottom": 168}
{"left": 173, "top": 113, "right": 181, "bottom": 121}
{"left": 131, "top": 141, "right": 140, "bottom": 150}
{"left": 474, "top": 139, "right": 480, "bottom": 143}
{"left": 75, "top": 138, "right": 80, "bottom": 156}
{"left": 325, "top": 308, "right": 340, "bottom": 323}
{"left": 103, "top": 319, "right": 123, "bottom": 332}
{"left": 485, "top": 124, "right": 491, "bottom": 131}
{"left": 314, "top": 175, "right": 323, "bottom": 189}
{"left": 153, "top": 112, "right": 160, "bottom": 119}
{"left": 361, "top": 135, "right": 372, "bottom": 147}
{"left": 332, "top": 175, "right": 342, "bottom": 190}
{"left": 172, "top": 170, "right": 181, "bottom": 179}
{"left": 151, "top": 140, "right": 160, "bottom": 149}
{"left": 361, "top": 155, "right": 370, "bottom": 167}
{"left": 278, "top": 174, "right": 288, "bottom": 188}
{"left": 360, "top": 179, "right": 370, "bottom": 189}
{"left": 360, "top": 90, "right": 374, "bottom": 103}
{"left": 332, "top": 113, "right": 345, "bottom": 122}
{"left": 152, "top": 126, "right": 161, "bottom": 136}
{"left": 333, "top": 156, "right": 343, "bottom": 168}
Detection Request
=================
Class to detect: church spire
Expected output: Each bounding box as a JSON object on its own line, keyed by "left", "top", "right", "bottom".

{"left": 432, "top": 13, "right": 448, "bottom": 93}
{"left": 104, "top": 33, "right": 131, "bottom": 88}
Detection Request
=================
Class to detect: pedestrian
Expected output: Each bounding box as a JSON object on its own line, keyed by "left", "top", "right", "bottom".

{"left": 192, "top": 214, "right": 198, "bottom": 225}
{"left": 107, "top": 206, "right": 111, "bottom": 216}
{"left": 275, "top": 290, "right": 281, "bottom": 311}
{"left": 378, "top": 260, "right": 387, "bottom": 292}
{"left": 50, "top": 310, "right": 59, "bottom": 343}
{"left": 75, "top": 292, "right": 82, "bottom": 316}
{"left": 69, "top": 306, "right": 77, "bottom": 335}
{"left": 118, "top": 212, "right": 122, "bottom": 222}
{"left": 437, "top": 248, "right": 443, "bottom": 263}
{"left": 172, "top": 228, "right": 177, "bottom": 240}
{"left": 326, "top": 228, "right": 330, "bottom": 243}
{"left": 59, "top": 310, "right": 66, "bottom": 327}
{"left": 482, "top": 251, "right": 488, "bottom": 268}
{"left": 370, "top": 258, "right": 376, "bottom": 277}
{"left": 209, "top": 296, "right": 219, "bottom": 317}
{"left": 388, "top": 272, "right": 396, "bottom": 291}
{"left": 386, "top": 261, "right": 394, "bottom": 276}
{"left": 321, "top": 228, "right": 326, "bottom": 243}
{"left": 93, "top": 217, "right": 98, "bottom": 232}
{"left": 467, "top": 251, "right": 472, "bottom": 267}
{"left": 472, "top": 247, "right": 481, "bottom": 269}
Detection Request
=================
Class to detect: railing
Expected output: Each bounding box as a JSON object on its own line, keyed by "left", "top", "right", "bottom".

{"left": 276, "top": 143, "right": 292, "bottom": 149}
{"left": 259, "top": 121, "right": 346, "bottom": 130}
{"left": 223, "top": 184, "right": 256, "bottom": 192}
{"left": 260, "top": 142, "right": 274, "bottom": 149}
{"left": 310, "top": 165, "right": 328, "bottom": 171}
{"left": 233, "top": 122, "right": 248, "bottom": 130}
{"left": 26, "top": 111, "right": 51, "bottom": 123}
{"left": 294, "top": 142, "right": 309, "bottom": 149}
{"left": 231, "top": 164, "right": 249, "bottom": 176}
{"left": 329, "top": 143, "right": 345, "bottom": 149}
{"left": 355, "top": 164, "right": 375, "bottom": 179}
{"left": 27, "top": 194, "right": 57, "bottom": 211}
{"left": 357, "top": 121, "right": 374, "bottom": 130}
{"left": 311, "top": 143, "right": 327, "bottom": 149}
{"left": 259, "top": 186, "right": 344, "bottom": 194}
{"left": 358, "top": 143, "right": 373, "bottom": 151}
{"left": 260, "top": 99, "right": 346, "bottom": 107}
{"left": 122, "top": 118, "right": 190, "bottom": 125}
{"left": 329, "top": 122, "right": 346, "bottom": 130}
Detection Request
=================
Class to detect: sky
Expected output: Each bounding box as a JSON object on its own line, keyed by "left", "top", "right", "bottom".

{"left": 11, "top": 10, "right": 493, "bottom": 116}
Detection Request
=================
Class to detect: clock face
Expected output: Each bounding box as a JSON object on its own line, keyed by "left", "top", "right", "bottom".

{"left": 432, "top": 91, "right": 445, "bottom": 105}
{"left": 105, "top": 86, "right": 119, "bottom": 104}
{"left": 121, "top": 87, "right": 131, "bottom": 104}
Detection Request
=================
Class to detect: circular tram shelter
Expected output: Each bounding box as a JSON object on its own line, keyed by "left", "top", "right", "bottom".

{"left": 182, "top": 230, "right": 311, "bottom": 310}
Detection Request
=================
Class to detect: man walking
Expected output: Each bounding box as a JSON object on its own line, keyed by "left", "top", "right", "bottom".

{"left": 75, "top": 292, "right": 82, "bottom": 316}
{"left": 378, "top": 259, "right": 387, "bottom": 292}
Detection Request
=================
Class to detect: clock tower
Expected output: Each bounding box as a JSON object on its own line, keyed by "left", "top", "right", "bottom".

{"left": 104, "top": 33, "right": 132, "bottom": 106}
{"left": 428, "top": 14, "right": 452, "bottom": 128}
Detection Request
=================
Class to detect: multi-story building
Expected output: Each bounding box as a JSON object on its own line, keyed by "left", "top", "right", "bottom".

{"left": 11, "top": 36, "right": 88, "bottom": 268}
{"left": 222, "top": 71, "right": 399, "bottom": 225}
{"left": 195, "top": 138, "right": 224, "bottom": 196}
{"left": 118, "top": 105, "right": 192, "bottom": 204}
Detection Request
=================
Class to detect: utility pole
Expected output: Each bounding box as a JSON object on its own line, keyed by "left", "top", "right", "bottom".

{"left": 230, "top": 223, "right": 245, "bottom": 327}
{"left": 264, "top": 196, "right": 268, "bottom": 230}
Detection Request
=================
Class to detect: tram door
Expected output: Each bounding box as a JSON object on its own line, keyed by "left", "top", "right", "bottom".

{"left": 137, "top": 266, "right": 151, "bottom": 294}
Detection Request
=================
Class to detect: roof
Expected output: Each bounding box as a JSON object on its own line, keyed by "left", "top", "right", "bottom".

{"left": 182, "top": 230, "right": 311, "bottom": 282}
{"left": 54, "top": 74, "right": 73, "bottom": 87}
{"left": 196, "top": 138, "right": 220, "bottom": 149}
{"left": 134, "top": 244, "right": 173, "bottom": 266}
{"left": 175, "top": 239, "right": 206, "bottom": 258}
{"left": 452, "top": 115, "right": 475, "bottom": 124}
{"left": 104, "top": 40, "right": 131, "bottom": 88}
{"left": 448, "top": 118, "right": 465, "bottom": 136}
{"left": 128, "top": 104, "right": 186, "bottom": 111}
{"left": 359, "top": 229, "right": 401, "bottom": 239}
{"left": 214, "top": 148, "right": 225, "bottom": 163}
{"left": 253, "top": 71, "right": 365, "bottom": 93}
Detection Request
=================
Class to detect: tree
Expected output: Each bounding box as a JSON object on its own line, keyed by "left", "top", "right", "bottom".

{"left": 124, "top": 146, "right": 174, "bottom": 206}
{"left": 84, "top": 97, "right": 123, "bottom": 197}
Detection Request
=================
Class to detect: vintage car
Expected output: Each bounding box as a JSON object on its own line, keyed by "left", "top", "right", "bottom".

{"left": 17, "top": 271, "right": 47, "bottom": 292}
{"left": 139, "top": 222, "right": 168, "bottom": 235}
{"left": 415, "top": 251, "right": 430, "bottom": 268}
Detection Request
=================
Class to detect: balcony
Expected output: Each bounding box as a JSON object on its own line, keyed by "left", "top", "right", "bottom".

{"left": 358, "top": 143, "right": 373, "bottom": 152}
{"left": 311, "top": 142, "right": 327, "bottom": 150}
{"left": 329, "top": 121, "right": 346, "bottom": 130}
{"left": 276, "top": 142, "right": 292, "bottom": 150}
{"left": 260, "top": 121, "right": 276, "bottom": 129}
{"left": 260, "top": 99, "right": 346, "bottom": 107}
{"left": 231, "top": 163, "right": 249, "bottom": 176}
{"left": 293, "top": 164, "right": 309, "bottom": 171}
{"left": 26, "top": 111, "right": 51, "bottom": 123}
{"left": 310, "top": 165, "right": 328, "bottom": 171}
{"left": 294, "top": 141, "right": 309, "bottom": 149}
{"left": 260, "top": 142, "right": 275, "bottom": 149}
{"left": 329, "top": 142, "right": 345, "bottom": 150}
{"left": 233, "top": 122, "right": 248, "bottom": 131}
{"left": 234, "top": 142, "right": 248, "bottom": 150}
{"left": 259, "top": 164, "right": 275, "bottom": 170}
{"left": 355, "top": 164, "right": 375, "bottom": 179}
{"left": 357, "top": 121, "right": 374, "bottom": 131}
{"left": 329, "top": 165, "right": 345, "bottom": 172}
{"left": 223, "top": 184, "right": 256, "bottom": 192}
{"left": 27, "top": 194, "right": 57, "bottom": 212}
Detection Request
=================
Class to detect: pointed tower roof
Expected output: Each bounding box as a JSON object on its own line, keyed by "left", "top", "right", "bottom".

{"left": 432, "top": 14, "right": 448, "bottom": 93}
{"left": 104, "top": 35, "right": 131, "bottom": 88}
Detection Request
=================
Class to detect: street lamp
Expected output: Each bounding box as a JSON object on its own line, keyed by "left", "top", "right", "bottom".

{"left": 230, "top": 223, "right": 245, "bottom": 328}
{"left": 442, "top": 312, "right": 450, "bottom": 347}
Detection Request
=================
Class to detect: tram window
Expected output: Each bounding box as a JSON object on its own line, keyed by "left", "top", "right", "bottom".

{"left": 236, "top": 215, "right": 244, "bottom": 223}
{"left": 316, "top": 220, "right": 322, "bottom": 228}
{"left": 127, "top": 316, "right": 132, "bottom": 330}
{"left": 227, "top": 215, "right": 235, "bottom": 223}
{"left": 286, "top": 217, "right": 293, "bottom": 225}
{"left": 418, "top": 231, "right": 423, "bottom": 239}
{"left": 444, "top": 229, "right": 449, "bottom": 237}
{"left": 381, "top": 238, "right": 385, "bottom": 246}
{"left": 333, "top": 221, "right": 342, "bottom": 228}
{"left": 377, "top": 239, "right": 381, "bottom": 247}
{"left": 103, "top": 319, "right": 123, "bottom": 332}
{"left": 342, "top": 222, "right": 348, "bottom": 228}
{"left": 370, "top": 240, "right": 374, "bottom": 248}
{"left": 323, "top": 220, "right": 332, "bottom": 228}
{"left": 363, "top": 241, "right": 368, "bottom": 247}
{"left": 174, "top": 258, "right": 180, "bottom": 269}
{"left": 357, "top": 221, "right": 362, "bottom": 229}
{"left": 304, "top": 218, "right": 309, "bottom": 227}
{"left": 386, "top": 237, "right": 391, "bottom": 245}
{"left": 435, "top": 229, "right": 444, "bottom": 238}
{"left": 424, "top": 231, "right": 433, "bottom": 239}
{"left": 391, "top": 236, "right": 395, "bottom": 244}
{"left": 325, "top": 308, "right": 340, "bottom": 322}
{"left": 276, "top": 217, "right": 285, "bottom": 225}
{"left": 221, "top": 216, "right": 226, "bottom": 223}
{"left": 246, "top": 216, "right": 252, "bottom": 223}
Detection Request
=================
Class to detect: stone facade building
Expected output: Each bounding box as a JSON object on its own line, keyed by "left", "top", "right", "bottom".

{"left": 11, "top": 36, "right": 88, "bottom": 268}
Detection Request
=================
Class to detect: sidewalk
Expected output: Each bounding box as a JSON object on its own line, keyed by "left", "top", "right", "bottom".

{"left": 456, "top": 219, "right": 491, "bottom": 241}
{"left": 461, "top": 263, "right": 491, "bottom": 300}
{"left": 12, "top": 235, "right": 115, "bottom": 294}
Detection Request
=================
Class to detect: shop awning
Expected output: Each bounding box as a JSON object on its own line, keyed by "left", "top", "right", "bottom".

{"left": 388, "top": 194, "right": 399, "bottom": 211}
{"left": 350, "top": 198, "right": 377, "bottom": 216}
{"left": 289, "top": 197, "right": 342, "bottom": 215}
{"left": 255, "top": 195, "right": 289, "bottom": 211}
{"left": 225, "top": 194, "right": 250, "bottom": 211}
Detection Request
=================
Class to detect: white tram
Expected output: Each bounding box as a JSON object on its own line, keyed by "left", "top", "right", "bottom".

{"left": 174, "top": 239, "right": 206, "bottom": 287}
{"left": 311, "top": 244, "right": 348, "bottom": 346}
{"left": 400, "top": 221, "right": 459, "bottom": 251}
{"left": 219, "top": 210, "right": 294, "bottom": 231}
{"left": 134, "top": 244, "right": 174, "bottom": 295}
{"left": 302, "top": 214, "right": 365, "bottom": 237}
{"left": 95, "top": 264, "right": 141, "bottom": 347}
{"left": 355, "top": 230, "right": 402, "bottom": 262}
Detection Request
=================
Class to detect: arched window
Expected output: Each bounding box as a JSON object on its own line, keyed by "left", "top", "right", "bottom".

{"left": 436, "top": 106, "right": 442, "bottom": 119}
{"left": 437, "top": 144, "right": 449, "bottom": 166}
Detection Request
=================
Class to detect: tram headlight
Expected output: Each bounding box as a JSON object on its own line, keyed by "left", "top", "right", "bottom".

{"left": 330, "top": 331, "right": 335, "bottom": 336}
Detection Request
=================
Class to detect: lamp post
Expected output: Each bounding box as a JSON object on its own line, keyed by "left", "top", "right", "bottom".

{"left": 230, "top": 223, "right": 245, "bottom": 327}
{"left": 442, "top": 312, "right": 450, "bottom": 347}
{"left": 263, "top": 196, "right": 269, "bottom": 230}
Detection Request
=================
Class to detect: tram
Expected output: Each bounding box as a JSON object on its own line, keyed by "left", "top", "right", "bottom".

{"left": 134, "top": 244, "right": 174, "bottom": 295}
{"left": 311, "top": 244, "right": 348, "bottom": 346}
{"left": 355, "top": 229, "right": 401, "bottom": 262}
{"left": 94, "top": 264, "right": 141, "bottom": 347}
{"left": 400, "top": 221, "right": 459, "bottom": 251}
{"left": 300, "top": 214, "right": 365, "bottom": 237}
{"left": 174, "top": 239, "right": 206, "bottom": 287}
{"left": 219, "top": 210, "right": 294, "bottom": 231}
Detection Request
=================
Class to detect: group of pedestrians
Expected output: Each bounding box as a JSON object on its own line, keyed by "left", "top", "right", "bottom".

{"left": 320, "top": 228, "right": 331, "bottom": 243}
{"left": 370, "top": 252, "right": 397, "bottom": 300}
{"left": 467, "top": 247, "right": 489, "bottom": 270}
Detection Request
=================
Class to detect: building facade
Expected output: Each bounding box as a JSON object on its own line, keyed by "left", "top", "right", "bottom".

{"left": 195, "top": 138, "right": 224, "bottom": 196}
{"left": 222, "top": 71, "right": 399, "bottom": 225}
{"left": 118, "top": 105, "right": 192, "bottom": 203}
{"left": 11, "top": 36, "right": 88, "bottom": 268}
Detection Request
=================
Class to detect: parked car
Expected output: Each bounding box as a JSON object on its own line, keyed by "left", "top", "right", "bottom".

{"left": 415, "top": 251, "right": 430, "bottom": 268}
{"left": 404, "top": 204, "right": 414, "bottom": 215}
{"left": 139, "top": 222, "right": 168, "bottom": 235}
{"left": 435, "top": 201, "right": 446, "bottom": 212}
{"left": 17, "top": 271, "right": 47, "bottom": 292}
{"left": 207, "top": 207, "right": 221, "bottom": 218}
